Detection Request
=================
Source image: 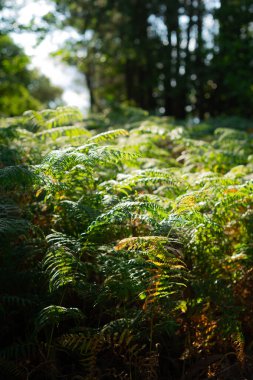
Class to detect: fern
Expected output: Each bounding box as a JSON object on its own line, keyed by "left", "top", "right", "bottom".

{"left": 58, "top": 332, "right": 103, "bottom": 378}
{"left": 46, "top": 231, "right": 82, "bottom": 252}
{"left": 24, "top": 106, "right": 83, "bottom": 131}
{"left": 114, "top": 236, "right": 188, "bottom": 305}
{"left": 2, "top": 106, "right": 253, "bottom": 378}
{"left": 57, "top": 327, "right": 145, "bottom": 379}
{"left": 35, "top": 305, "right": 84, "bottom": 332}
{"left": 35, "top": 125, "right": 91, "bottom": 141}
{"left": 87, "top": 129, "right": 129, "bottom": 144}
{"left": 41, "top": 145, "right": 138, "bottom": 176}
{"left": 84, "top": 201, "right": 167, "bottom": 238}
{"left": 0, "top": 165, "right": 49, "bottom": 190}
{"left": 43, "top": 246, "right": 88, "bottom": 292}
{"left": 0, "top": 217, "right": 29, "bottom": 238}
{"left": 99, "top": 169, "right": 178, "bottom": 196}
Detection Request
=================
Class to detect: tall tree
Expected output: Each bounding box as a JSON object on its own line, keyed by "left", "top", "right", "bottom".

{"left": 53, "top": 0, "right": 161, "bottom": 112}
{"left": 50, "top": 0, "right": 253, "bottom": 118}
{"left": 209, "top": 0, "right": 253, "bottom": 117}
{"left": 52, "top": 0, "right": 196, "bottom": 116}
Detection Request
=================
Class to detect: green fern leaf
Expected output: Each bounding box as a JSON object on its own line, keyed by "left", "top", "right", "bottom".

{"left": 35, "top": 125, "right": 91, "bottom": 141}
{"left": 35, "top": 305, "right": 84, "bottom": 332}
{"left": 43, "top": 247, "right": 87, "bottom": 292}
{"left": 87, "top": 129, "right": 129, "bottom": 144}
{"left": 85, "top": 201, "right": 166, "bottom": 237}
{"left": 24, "top": 106, "right": 83, "bottom": 131}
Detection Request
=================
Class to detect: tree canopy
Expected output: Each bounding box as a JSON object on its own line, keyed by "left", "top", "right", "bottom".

{"left": 49, "top": 0, "right": 253, "bottom": 118}
{"left": 0, "top": 1, "right": 63, "bottom": 116}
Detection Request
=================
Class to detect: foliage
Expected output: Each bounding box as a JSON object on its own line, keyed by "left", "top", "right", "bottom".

{"left": 45, "top": 0, "right": 253, "bottom": 119}
{"left": 210, "top": 0, "right": 253, "bottom": 117}
{"left": 0, "top": 32, "right": 63, "bottom": 116}
{"left": 1, "top": 105, "right": 253, "bottom": 379}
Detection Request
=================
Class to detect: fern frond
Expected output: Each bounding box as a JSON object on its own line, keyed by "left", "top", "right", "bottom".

{"left": 101, "top": 318, "right": 134, "bottom": 335}
{"left": 104, "top": 328, "right": 145, "bottom": 357}
{"left": 43, "top": 247, "right": 87, "bottom": 292}
{"left": 58, "top": 327, "right": 145, "bottom": 379}
{"left": 95, "top": 252, "right": 150, "bottom": 304}
{"left": 35, "top": 305, "right": 84, "bottom": 332}
{"left": 100, "top": 169, "right": 178, "bottom": 196}
{"left": 0, "top": 203, "right": 21, "bottom": 218}
{"left": 24, "top": 106, "right": 83, "bottom": 131}
{"left": 0, "top": 165, "right": 48, "bottom": 190}
{"left": 44, "top": 107, "right": 83, "bottom": 129}
{"left": 86, "top": 146, "right": 139, "bottom": 165}
{"left": 135, "top": 193, "right": 172, "bottom": 207}
{"left": 59, "top": 198, "right": 99, "bottom": 226}
{"left": 87, "top": 129, "right": 129, "bottom": 144}
{"left": 23, "top": 110, "right": 46, "bottom": 131}
{"left": 59, "top": 332, "right": 103, "bottom": 379}
{"left": 0, "top": 123, "right": 18, "bottom": 139}
{"left": 214, "top": 128, "right": 248, "bottom": 142}
{"left": 58, "top": 332, "right": 92, "bottom": 353}
{"left": 0, "top": 218, "right": 29, "bottom": 238}
{"left": 42, "top": 145, "right": 138, "bottom": 176}
{"left": 85, "top": 201, "right": 166, "bottom": 237}
{"left": 114, "top": 236, "right": 187, "bottom": 306}
{"left": 35, "top": 125, "right": 91, "bottom": 141}
{"left": 115, "top": 236, "right": 169, "bottom": 251}
{"left": 46, "top": 231, "right": 82, "bottom": 252}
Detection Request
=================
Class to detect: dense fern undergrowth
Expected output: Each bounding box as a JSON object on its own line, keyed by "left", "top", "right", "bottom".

{"left": 1, "top": 106, "right": 253, "bottom": 379}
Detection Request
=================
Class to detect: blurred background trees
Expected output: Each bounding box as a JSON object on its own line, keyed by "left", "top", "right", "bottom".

{"left": 0, "top": 0, "right": 252, "bottom": 118}
{"left": 0, "top": 34, "right": 63, "bottom": 116}
{"left": 50, "top": 0, "right": 253, "bottom": 118}
{"left": 0, "top": 0, "right": 63, "bottom": 116}
{"left": 210, "top": 0, "right": 253, "bottom": 117}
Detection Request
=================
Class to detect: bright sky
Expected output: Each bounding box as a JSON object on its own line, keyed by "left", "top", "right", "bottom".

{"left": 9, "top": 0, "right": 90, "bottom": 114}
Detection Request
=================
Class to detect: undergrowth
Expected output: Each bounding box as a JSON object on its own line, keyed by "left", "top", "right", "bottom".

{"left": 1, "top": 106, "right": 253, "bottom": 379}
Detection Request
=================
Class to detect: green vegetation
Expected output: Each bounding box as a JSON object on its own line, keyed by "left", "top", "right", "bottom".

{"left": 1, "top": 106, "right": 253, "bottom": 379}
{"left": 0, "top": 1, "right": 63, "bottom": 117}
{"left": 50, "top": 0, "right": 253, "bottom": 118}
{"left": 0, "top": 34, "right": 63, "bottom": 116}
{"left": 1, "top": 0, "right": 253, "bottom": 378}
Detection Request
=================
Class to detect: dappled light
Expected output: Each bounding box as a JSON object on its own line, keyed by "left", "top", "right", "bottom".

{"left": 0, "top": 0, "right": 253, "bottom": 379}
